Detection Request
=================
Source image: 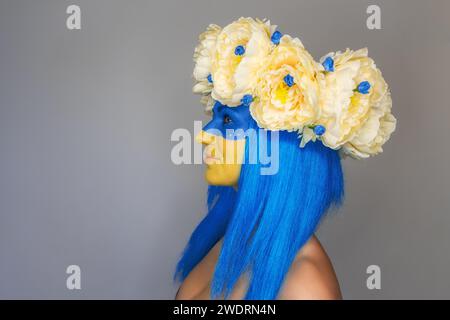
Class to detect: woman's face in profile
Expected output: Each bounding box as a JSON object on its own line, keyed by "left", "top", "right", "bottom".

{"left": 195, "top": 103, "right": 252, "bottom": 186}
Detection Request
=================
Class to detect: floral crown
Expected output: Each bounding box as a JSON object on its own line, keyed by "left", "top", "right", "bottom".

{"left": 192, "top": 17, "right": 396, "bottom": 159}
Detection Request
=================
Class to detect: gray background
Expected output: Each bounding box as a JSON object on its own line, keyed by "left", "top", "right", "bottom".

{"left": 0, "top": 0, "right": 449, "bottom": 299}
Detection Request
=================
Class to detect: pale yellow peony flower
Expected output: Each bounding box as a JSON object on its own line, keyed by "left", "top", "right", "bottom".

{"left": 210, "top": 17, "right": 276, "bottom": 106}
{"left": 316, "top": 48, "right": 396, "bottom": 157}
{"left": 250, "top": 35, "right": 324, "bottom": 131}
{"left": 192, "top": 24, "right": 221, "bottom": 109}
{"left": 340, "top": 92, "right": 396, "bottom": 158}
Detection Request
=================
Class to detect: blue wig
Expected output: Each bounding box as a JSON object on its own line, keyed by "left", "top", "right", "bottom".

{"left": 174, "top": 118, "right": 344, "bottom": 299}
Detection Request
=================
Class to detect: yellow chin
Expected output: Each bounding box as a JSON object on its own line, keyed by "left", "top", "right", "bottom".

{"left": 205, "top": 161, "right": 243, "bottom": 186}
{"left": 196, "top": 131, "right": 245, "bottom": 187}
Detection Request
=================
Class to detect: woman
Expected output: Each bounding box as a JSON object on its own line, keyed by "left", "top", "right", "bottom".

{"left": 174, "top": 17, "right": 396, "bottom": 300}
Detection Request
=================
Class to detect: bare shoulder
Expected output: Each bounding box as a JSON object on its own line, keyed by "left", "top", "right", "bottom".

{"left": 278, "top": 235, "right": 342, "bottom": 300}
{"left": 175, "top": 239, "right": 223, "bottom": 299}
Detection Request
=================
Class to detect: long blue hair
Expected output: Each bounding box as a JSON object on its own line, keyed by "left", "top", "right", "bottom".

{"left": 174, "top": 118, "right": 344, "bottom": 299}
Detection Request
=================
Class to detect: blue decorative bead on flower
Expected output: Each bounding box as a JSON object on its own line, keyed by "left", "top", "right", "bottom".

{"left": 207, "top": 74, "right": 213, "bottom": 83}
{"left": 283, "top": 74, "right": 295, "bottom": 87}
{"left": 322, "top": 56, "right": 334, "bottom": 72}
{"left": 240, "top": 94, "right": 253, "bottom": 107}
{"left": 271, "top": 31, "right": 283, "bottom": 45}
{"left": 313, "top": 125, "right": 326, "bottom": 136}
{"left": 234, "top": 45, "right": 245, "bottom": 56}
{"left": 356, "top": 81, "right": 371, "bottom": 94}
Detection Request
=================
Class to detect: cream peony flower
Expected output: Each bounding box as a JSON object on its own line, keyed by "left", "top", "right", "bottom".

{"left": 210, "top": 17, "right": 276, "bottom": 106}
{"left": 250, "top": 35, "right": 324, "bottom": 131}
{"left": 192, "top": 24, "right": 221, "bottom": 109}
{"left": 316, "top": 48, "right": 396, "bottom": 157}
{"left": 340, "top": 92, "right": 396, "bottom": 158}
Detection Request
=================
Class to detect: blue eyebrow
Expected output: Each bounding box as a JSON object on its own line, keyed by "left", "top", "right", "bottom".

{"left": 212, "top": 101, "right": 223, "bottom": 115}
{"left": 212, "top": 102, "right": 245, "bottom": 117}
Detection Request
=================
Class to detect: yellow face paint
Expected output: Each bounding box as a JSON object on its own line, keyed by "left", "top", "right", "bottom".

{"left": 195, "top": 130, "right": 245, "bottom": 187}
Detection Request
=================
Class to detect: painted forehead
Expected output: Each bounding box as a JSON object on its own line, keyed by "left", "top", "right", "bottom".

{"left": 202, "top": 101, "right": 253, "bottom": 140}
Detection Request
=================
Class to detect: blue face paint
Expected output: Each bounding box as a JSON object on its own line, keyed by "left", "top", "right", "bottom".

{"left": 202, "top": 101, "right": 253, "bottom": 140}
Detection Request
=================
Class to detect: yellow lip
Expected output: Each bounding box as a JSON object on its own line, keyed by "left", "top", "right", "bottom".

{"left": 205, "top": 154, "right": 221, "bottom": 165}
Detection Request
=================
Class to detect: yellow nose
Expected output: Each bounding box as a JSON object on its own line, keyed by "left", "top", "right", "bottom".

{"left": 195, "top": 130, "right": 216, "bottom": 145}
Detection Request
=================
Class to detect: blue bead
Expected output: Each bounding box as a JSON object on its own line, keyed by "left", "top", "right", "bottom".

{"left": 357, "top": 81, "right": 371, "bottom": 94}
{"left": 234, "top": 45, "right": 245, "bottom": 56}
{"left": 313, "top": 125, "right": 326, "bottom": 136}
{"left": 283, "top": 74, "right": 295, "bottom": 87}
{"left": 240, "top": 94, "right": 253, "bottom": 106}
{"left": 322, "top": 56, "right": 334, "bottom": 72}
{"left": 271, "top": 31, "right": 283, "bottom": 45}
{"left": 207, "top": 74, "right": 213, "bottom": 83}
